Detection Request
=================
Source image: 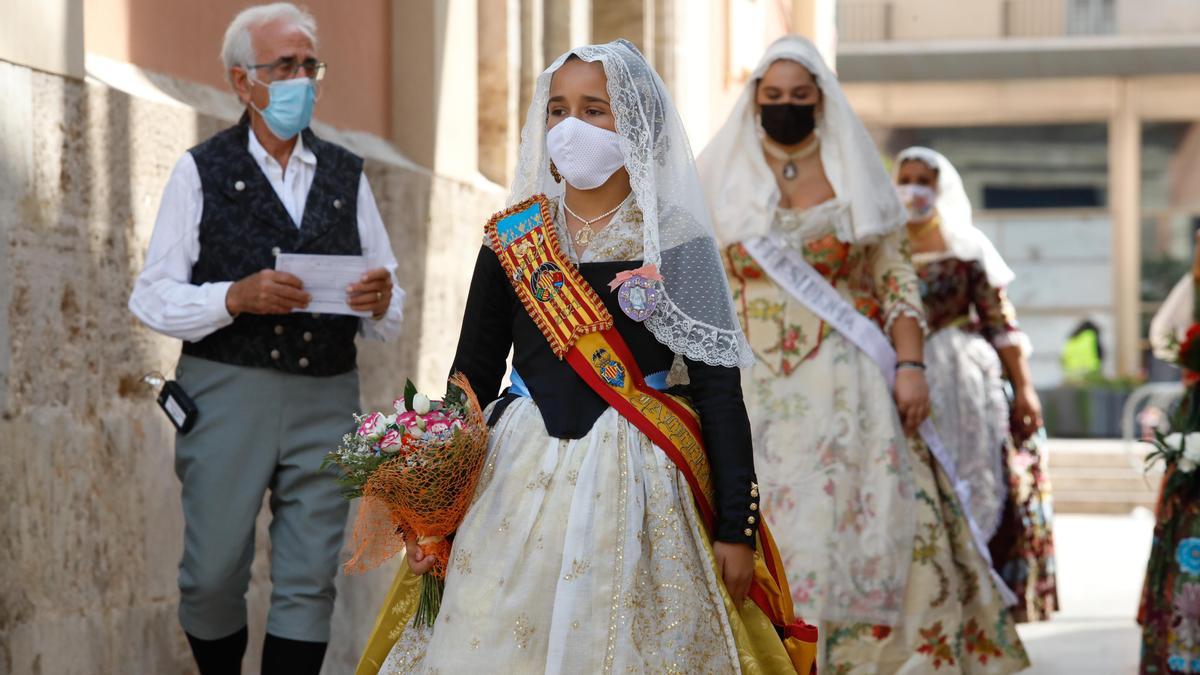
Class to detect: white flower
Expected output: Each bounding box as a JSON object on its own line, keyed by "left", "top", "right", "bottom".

{"left": 413, "top": 393, "right": 432, "bottom": 415}
{"left": 1184, "top": 433, "right": 1200, "bottom": 464}
{"left": 1164, "top": 432, "right": 1200, "bottom": 471}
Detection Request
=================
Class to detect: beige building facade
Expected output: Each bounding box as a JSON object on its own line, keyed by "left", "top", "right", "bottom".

{"left": 836, "top": 0, "right": 1200, "bottom": 383}
{"left": 0, "top": 1, "right": 821, "bottom": 672}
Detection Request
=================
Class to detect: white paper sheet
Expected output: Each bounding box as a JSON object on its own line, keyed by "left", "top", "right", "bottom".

{"left": 274, "top": 253, "right": 371, "bottom": 318}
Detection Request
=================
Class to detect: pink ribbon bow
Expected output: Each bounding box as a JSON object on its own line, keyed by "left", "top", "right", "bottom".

{"left": 608, "top": 264, "right": 664, "bottom": 292}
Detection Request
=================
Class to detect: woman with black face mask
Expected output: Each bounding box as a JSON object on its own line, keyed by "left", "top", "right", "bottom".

{"left": 698, "top": 36, "right": 1030, "bottom": 673}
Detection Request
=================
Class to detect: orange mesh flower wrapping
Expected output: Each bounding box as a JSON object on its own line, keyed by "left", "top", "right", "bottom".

{"left": 329, "top": 373, "right": 489, "bottom": 584}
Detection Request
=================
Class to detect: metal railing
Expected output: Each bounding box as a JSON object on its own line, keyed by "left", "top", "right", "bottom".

{"left": 1003, "top": 0, "right": 1065, "bottom": 37}
{"left": 838, "top": 0, "right": 1117, "bottom": 42}
{"left": 837, "top": 1, "right": 892, "bottom": 43}
{"left": 1121, "top": 381, "right": 1184, "bottom": 470}
{"left": 1065, "top": 0, "right": 1116, "bottom": 35}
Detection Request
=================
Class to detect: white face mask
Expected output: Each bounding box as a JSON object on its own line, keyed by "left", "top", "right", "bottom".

{"left": 896, "top": 183, "right": 937, "bottom": 223}
{"left": 546, "top": 116, "right": 626, "bottom": 190}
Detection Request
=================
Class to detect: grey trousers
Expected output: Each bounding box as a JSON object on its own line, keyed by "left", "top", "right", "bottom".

{"left": 173, "top": 355, "right": 358, "bottom": 642}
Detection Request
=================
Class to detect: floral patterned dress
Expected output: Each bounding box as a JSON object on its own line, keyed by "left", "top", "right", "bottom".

{"left": 916, "top": 253, "right": 1058, "bottom": 623}
{"left": 725, "top": 201, "right": 1028, "bottom": 673}
{"left": 1140, "top": 405, "right": 1200, "bottom": 674}
{"left": 1141, "top": 469, "right": 1200, "bottom": 674}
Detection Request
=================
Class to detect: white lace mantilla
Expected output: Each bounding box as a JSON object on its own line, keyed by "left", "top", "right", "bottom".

{"left": 507, "top": 40, "right": 754, "bottom": 368}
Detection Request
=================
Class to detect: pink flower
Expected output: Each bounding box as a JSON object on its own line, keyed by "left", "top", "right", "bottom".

{"left": 379, "top": 428, "right": 404, "bottom": 454}
{"left": 782, "top": 327, "right": 800, "bottom": 352}
{"left": 396, "top": 411, "right": 424, "bottom": 434}
{"left": 425, "top": 411, "right": 452, "bottom": 435}
{"left": 1175, "top": 582, "right": 1200, "bottom": 619}
{"left": 357, "top": 412, "right": 387, "bottom": 441}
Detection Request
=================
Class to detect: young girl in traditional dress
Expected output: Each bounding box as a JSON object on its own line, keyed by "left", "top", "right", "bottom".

{"left": 357, "top": 39, "right": 814, "bottom": 674}
{"left": 698, "top": 35, "right": 1029, "bottom": 673}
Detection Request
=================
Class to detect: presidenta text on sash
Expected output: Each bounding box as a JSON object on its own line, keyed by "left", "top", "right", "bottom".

{"left": 741, "top": 232, "right": 1018, "bottom": 608}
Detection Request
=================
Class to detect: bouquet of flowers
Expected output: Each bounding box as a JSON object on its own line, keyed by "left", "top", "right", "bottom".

{"left": 1145, "top": 322, "right": 1200, "bottom": 475}
{"left": 324, "top": 372, "right": 489, "bottom": 626}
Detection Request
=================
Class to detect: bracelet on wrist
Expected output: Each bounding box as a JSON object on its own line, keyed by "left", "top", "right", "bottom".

{"left": 896, "top": 360, "right": 926, "bottom": 371}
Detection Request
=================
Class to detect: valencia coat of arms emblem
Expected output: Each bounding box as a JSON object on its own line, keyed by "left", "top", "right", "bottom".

{"left": 590, "top": 347, "right": 627, "bottom": 388}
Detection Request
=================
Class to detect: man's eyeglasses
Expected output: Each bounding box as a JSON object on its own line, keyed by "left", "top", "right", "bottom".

{"left": 245, "top": 57, "right": 326, "bottom": 82}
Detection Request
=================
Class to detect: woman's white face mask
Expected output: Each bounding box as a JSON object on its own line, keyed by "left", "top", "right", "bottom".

{"left": 896, "top": 183, "right": 937, "bottom": 223}
{"left": 546, "top": 116, "right": 626, "bottom": 190}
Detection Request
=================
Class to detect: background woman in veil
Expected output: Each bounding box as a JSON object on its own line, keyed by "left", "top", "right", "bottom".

{"left": 698, "top": 36, "right": 1029, "bottom": 673}
{"left": 895, "top": 146, "right": 1058, "bottom": 624}
{"left": 357, "top": 40, "right": 814, "bottom": 674}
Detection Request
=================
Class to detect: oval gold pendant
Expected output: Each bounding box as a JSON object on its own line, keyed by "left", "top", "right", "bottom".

{"left": 575, "top": 225, "right": 593, "bottom": 247}
{"left": 782, "top": 161, "right": 798, "bottom": 180}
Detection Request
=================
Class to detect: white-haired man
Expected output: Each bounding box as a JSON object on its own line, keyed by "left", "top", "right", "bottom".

{"left": 128, "top": 4, "right": 404, "bottom": 673}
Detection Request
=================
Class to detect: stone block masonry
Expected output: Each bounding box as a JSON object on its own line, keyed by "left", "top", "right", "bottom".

{"left": 0, "top": 59, "right": 503, "bottom": 674}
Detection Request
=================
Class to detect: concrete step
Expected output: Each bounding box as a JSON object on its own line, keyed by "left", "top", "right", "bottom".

{"left": 1052, "top": 476, "right": 1159, "bottom": 495}
{"left": 1048, "top": 449, "right": 1145, "bottom": 470}
{"left": 1048, "top": 466, "right": 1160, "bottom": 494}
{"left": 1041, "top": 440, "right": 1160, "bottom": 514}
{"left": 1053, "top": 491, "right": 1158, "bottom": 514}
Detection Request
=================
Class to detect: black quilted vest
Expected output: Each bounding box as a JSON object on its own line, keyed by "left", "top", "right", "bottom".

{"left": 182, "top": 118, "right": 364, "bottom": 376}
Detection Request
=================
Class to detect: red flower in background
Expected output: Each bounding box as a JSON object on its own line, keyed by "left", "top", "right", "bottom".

{"left": 1180, "top": 323, "right": 1200, "bottom": 384}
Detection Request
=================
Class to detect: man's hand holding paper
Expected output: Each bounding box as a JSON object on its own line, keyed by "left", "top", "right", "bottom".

{"left": 219, "top": 254, "right": 391, "bottom": 319}
{"left": 270, "top": 253, "right": 393, "bottom": 319}
{"left": 225, "top": 269, "right": 312, "bottom": 316}
{"left": 346, "top": 267, "right": 394, "bottom": 319}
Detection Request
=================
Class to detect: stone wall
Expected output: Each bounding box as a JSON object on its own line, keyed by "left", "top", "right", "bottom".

{"left": 0, "top": 59, "right": 503, "bottom": 674}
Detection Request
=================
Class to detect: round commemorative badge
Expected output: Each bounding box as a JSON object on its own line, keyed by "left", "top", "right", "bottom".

{"left": 617, "top": 275, "right": 659, "bottom": 322}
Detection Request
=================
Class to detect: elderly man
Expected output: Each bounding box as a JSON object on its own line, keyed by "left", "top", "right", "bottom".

{"left": 128, "top": 4, "right": 403, "bottom": 673}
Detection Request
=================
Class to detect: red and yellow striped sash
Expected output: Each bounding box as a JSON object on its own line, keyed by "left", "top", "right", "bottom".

{"left": 486, "top": 195, "right": 816, "bottom": 673}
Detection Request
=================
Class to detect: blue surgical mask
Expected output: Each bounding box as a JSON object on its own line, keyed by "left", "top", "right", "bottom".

{"left": 251, "top": 77, "right": 315, "bottom": 140}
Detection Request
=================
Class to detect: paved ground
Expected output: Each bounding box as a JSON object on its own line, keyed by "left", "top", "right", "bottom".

{"left": 1017, "top": 511, "right": 1155, "bottom": 674}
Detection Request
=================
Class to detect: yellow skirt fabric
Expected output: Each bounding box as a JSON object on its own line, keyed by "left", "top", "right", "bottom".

{"left": 355, "top": 562, "right": 422, "bottom": 675}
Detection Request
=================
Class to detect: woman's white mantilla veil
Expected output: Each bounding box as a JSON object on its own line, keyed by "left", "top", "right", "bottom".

{"left": 895, "top": 146, "right": 1016, "bottom": 288}
{"left": 509, "top": 39, "right": 754, "bottom": 368}
{"left": 698, "top": 35, "right": 907, "bottom": 246}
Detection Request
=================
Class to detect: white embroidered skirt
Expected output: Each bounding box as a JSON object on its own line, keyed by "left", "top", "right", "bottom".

{"left": 924, "top": 326, "right": 1011, "bottom": 540}
{"left": 380, "top": 397, "right": 743, "bottom": 674}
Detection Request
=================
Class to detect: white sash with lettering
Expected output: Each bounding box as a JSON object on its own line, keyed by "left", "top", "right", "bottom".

{"left": 742, "top": 233, "right": 1017, "bottom": 607}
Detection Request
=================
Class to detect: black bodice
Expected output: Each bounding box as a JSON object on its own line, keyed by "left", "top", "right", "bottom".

{"left": 450, "top": 245, "right": 759, "bottom": 545}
